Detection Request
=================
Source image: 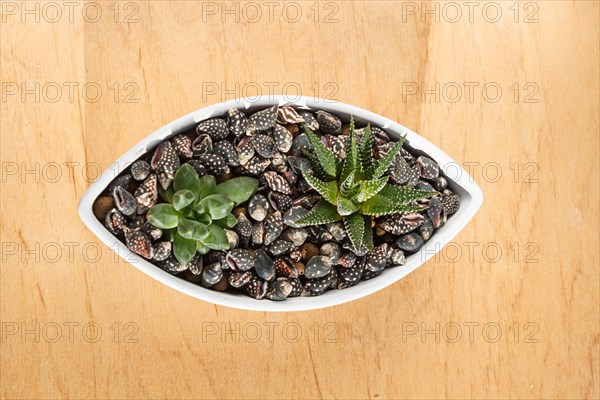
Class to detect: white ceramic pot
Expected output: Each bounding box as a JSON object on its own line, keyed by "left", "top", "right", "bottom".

{"left": 78, "top": 96, "right": 483, "bottom": 312}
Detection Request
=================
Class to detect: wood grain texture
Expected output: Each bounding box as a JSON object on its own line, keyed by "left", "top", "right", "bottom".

{"left": 1, "top": 1, "right": 598, "bottom": 398}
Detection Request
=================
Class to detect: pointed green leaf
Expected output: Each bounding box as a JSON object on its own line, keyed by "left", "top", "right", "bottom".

{"left": 173, "top": 164, "right": 200, "bottom": 192}
{"left": 173, "top": 232, "right": 197, "bottom": 264}
{"left": 197, "top": 194, "right": 234, "bottom": 220}
{"left": 295, "top": 200, "right": 342, "bottom": 227}
{"left": 372, "top": 135, "right": 406, "bottom": 178}
{"left": 147, "top": 204, "right": 180, "bottom": 229}
{"left": 177, "top": 218, "right": 210, "bottom": 240}
{"left": 359, "top": 194, "right": 424, "bottom": 216}
{"left": 340, "top": 116, "right": 360, "bottom": 182}
{"left": 378, "top": 184, "right": 435, "bottom": 203}
{"left": 353, "top": 176, "right": 389, "bottom": 203}
{"left": 301, "top": 169, "right": 338, "bottom": 205}
{"left": 359, "top": 124, "right": 374, "bottom": 179}
{"left": 302, "top": 149, "right": 327, "bottom": 181}
{"left": 303, "top": 125, "right": 340, "bottom": 179}
{"left": 337, "top": 195, "right": 359, "bottom": 216}
{"left": 362, "top": 216, "right": 374, "bottom": 251}
{"left": 215, "top": 176, "right": 258, "bottom": 205}
{"left": 339, "top": 170, "right": 359, "bottom": 198}
{"left": 201, "top": 224, "right": 230, "bottom": 251}
{"left": 172, "top": 189, "right": 196, "bottom": 211}
{"left": 344, "top": 213, "right": 364, "bottom": 253}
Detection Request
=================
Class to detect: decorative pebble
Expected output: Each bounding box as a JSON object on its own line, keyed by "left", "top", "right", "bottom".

{"left": 151, "top": 142, "right": 180, "bottom": 190}
{"left": 93, "top": 196, "right": 114, "bottom": 220}
{"left": 264, "top": 211, "right": 284, "bottom": 246}
{"left": 443, "top": 194, "right": 460, "bottom": 215}
{"left": 107, "top": 174, "right": 131, "bottom": 195}
{"left": 266, "top": 278, "right": 293, "bottom": 301}
{"left": 248, "top": 194, "right": 270, "bottom": 221}
{"left": 427, "top": 197, "right": 447, "bottom": 228}
{"left": 283, "top": 206, "right": 309, "bottom": 228}
{"left": 255, "top": 249, "right": 276, "bottom": 281}
{"left": 202, "top": 263, "right": 224, "bottom": 287}
{"left": 248, "top": 106, "right": 278, "bottom": 134}
{"left": 112, "top": 186, "right": 136, "bottom": 216}
{"left": 396, "top": 233, "right": 424, "bottom": 253}
{"left": 300, "top": 243, "right": 319, "bottom": 263}
{"left": 277, "top": 107, "right": 305, "bottom": 124}
{"left": 416, "top": 156, "right": 439, "bottom": 180}
{"left": 227, "top": 108, "right": 248, "bottom": 137}
{"left": 197, "top": 118, "right": 228, "bottom": 141}
{"left": 130, "top": 160, "right": 151, "bottom": 181}
{"left": 305, "top": 255, "right": 332, "bottom": 278}
{"left": 315, "top": 110, "right": 341, "bottom": 134}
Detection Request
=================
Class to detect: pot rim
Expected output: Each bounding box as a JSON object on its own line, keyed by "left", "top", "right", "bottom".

{"left": 78, "top": 96, "right": 483, "bottom": 312}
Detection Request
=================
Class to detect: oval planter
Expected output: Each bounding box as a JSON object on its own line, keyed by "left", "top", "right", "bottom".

{"left": 78, "top": 96, "right": 483, "bottom": 312}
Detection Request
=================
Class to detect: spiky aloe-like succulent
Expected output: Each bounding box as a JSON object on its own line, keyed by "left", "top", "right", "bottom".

{"left": 295, "top": 117, "right": 435, "bottom": 253}
{"left": 147, "top": 164, "right": 258, "bottom": 264}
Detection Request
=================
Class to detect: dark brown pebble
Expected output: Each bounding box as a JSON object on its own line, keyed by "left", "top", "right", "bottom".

{"left": 216, "top": 170, "right": 234, "bottom": 183}
{"left": 294, "top": 262, "right": 305, "bottom": 276}
{"left": 183, "top": 270, "right": 203, "bottom": 283}
{"left": 93, "top": 196, "right": 114, "bottom": 220}
{"left": 212, "top": 275, "right": 230, "bottom": 292}
{"left": 232, "top": 207, "right": 246, "bottom": 218}
{"left": 287, "top": 124, "right": 299, "bottom": 136}
{"left": 300, "top": 243, "right": 319, "bottom": 263}
{"left": 341, "top": 124, "right": 350, "bottom": 136}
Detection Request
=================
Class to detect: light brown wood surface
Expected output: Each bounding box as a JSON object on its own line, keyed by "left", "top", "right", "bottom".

{"left": 1, "top": 1, "right": 598, "bottom": 399}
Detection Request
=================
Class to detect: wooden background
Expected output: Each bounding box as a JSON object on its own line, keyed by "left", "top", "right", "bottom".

{"left": 1, "top": 1, "right": 598, "bottom": 398}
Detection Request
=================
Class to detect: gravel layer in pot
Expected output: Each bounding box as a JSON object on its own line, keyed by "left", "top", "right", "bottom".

{"left": 93, "top": 105, "right": 461, "bottom": 300}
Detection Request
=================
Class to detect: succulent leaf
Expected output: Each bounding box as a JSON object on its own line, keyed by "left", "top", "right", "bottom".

{"left": 215, "top": 177, "right": 258, "bottom": 205}
{"left": 301, "top": 169, "right": 338, "bottom": 205}
{"left": 340, "top": 170, "right": 359, "bottom": 198}
{"left": 372, "top": 135, "right": 406, "bottom": 179}
{"left": 173, "top": 163, "right": 200, "bottom": 193}
{"left": 197, "top": 194, "right": 234, "bottom": 220}
{"left": 295, "top": 200, "right": 342, "bottom": 227}
{"left": 341, "top": 117, "right": 360, "bottom": 182}
{"left": 201, "top": 224, "right": 230, "bottom": 251}
{"left": 173, "top": 232, "right": 197, "bottom": 264}
{"left": 344, "top": 213, "right": 364, "bottom": 252}
{"left": 378, "top": 184, "right": 435, "bottom": 203}
{"left": 213, "top": 213, "right": 238, "bottom": 229}
{"left": 303, "top": 125, "right": 340, "bottom": 179}
{"left": 302, "top": 149, "right": 327, "bottom": 181}
{"left": 359, "top": 124, "right": 374, "bottom": 179}
{"left": 147, "top": 204, "right": 180, "bottom": 229}
{"left": 337, "top": 195, "right": 359, "bottom": 216}
{"left": 196, "top": 241, "right": 210, "bottom": 255}
{"left": 172, "top": 189, "right": 196, "bottom": 211}
{"left": 196, "top": 175, "right": 216, "bottom": 202}
{"left": 177, "top": 218, "right": 209, "bottom": 241}
{"left": 353, "top": 176, "right": 388, "bottom": 203}
{"left": 359, "top": 195, "right": 424, "bottom": 216}
{"left": 195, "top": 212, "right": 212, "bottom": 225}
